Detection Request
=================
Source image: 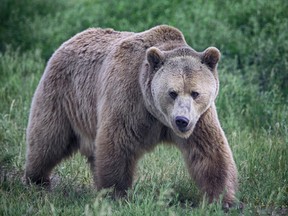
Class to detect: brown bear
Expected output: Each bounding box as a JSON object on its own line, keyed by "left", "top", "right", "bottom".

{"left": 24, "top": 25, "right": 238, "bottom": 207}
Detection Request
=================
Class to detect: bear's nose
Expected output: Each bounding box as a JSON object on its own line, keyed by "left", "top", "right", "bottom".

{"left": 175, "top": 116, "right": 189, "bottom": 131}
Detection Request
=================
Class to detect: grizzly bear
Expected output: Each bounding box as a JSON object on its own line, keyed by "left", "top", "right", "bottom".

{"left": 25, "top": 25, "right": 238, "bottom": 207}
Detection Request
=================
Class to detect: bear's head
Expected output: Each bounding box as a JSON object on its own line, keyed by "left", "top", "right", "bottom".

{"left": 140, "top": 46, "right": 220, "bottom": 138}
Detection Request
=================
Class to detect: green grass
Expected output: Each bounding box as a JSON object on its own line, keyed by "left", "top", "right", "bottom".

{"left": 0, "top": 0, "right": 287, "bottom": 215}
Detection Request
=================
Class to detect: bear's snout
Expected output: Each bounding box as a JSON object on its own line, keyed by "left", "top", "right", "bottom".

{"left": 175, "top": 116, "right": 189, "bottom": 132}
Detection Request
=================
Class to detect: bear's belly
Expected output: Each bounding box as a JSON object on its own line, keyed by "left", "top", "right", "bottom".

{"left": 79, "top": 135, "right": 95, "bottom": 157}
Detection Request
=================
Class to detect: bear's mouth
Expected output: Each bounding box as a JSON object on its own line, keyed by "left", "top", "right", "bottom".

{"left": 171, "top": 121, "right": 194, "bottom": 139}
{"left": 178, "top": 127, "right": 190, "bottom": 133}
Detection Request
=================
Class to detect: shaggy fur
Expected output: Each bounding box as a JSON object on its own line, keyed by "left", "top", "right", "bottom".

{"left": 25, "top": 25, "right": 238, "bottom": 207}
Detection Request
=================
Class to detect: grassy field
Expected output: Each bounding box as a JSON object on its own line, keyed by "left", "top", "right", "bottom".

{"left": 0, "top": 0, "right": 287, "bottom": 215}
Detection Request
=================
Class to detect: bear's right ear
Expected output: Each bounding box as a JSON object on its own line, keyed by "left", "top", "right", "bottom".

{"left": 147, "top": 47, "right": 164, "bottom": 70}
{"left": 201, "top": 47, "right": 221, "bottom": 71}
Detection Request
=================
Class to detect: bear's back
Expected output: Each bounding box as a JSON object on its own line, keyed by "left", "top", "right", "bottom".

{"left": 38, "top": 26, "right": 188, "bottom": 142}
{"left": 59, "top": 28, "right": 134, "bottom": 57}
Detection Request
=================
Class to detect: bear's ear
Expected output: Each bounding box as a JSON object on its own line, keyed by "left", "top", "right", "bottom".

{"left": 147, "top": 47, "right": 164, "bottom": 70}
{"left": 201, "top": 47, "right": 221, "bottom": 70}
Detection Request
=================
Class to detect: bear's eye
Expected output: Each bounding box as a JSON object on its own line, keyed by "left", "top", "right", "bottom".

{"left": 169, "top": 91, "right": 178, "bottom": 100}
{"left": 191, "top": 91, "right": 199, "bottom": 99}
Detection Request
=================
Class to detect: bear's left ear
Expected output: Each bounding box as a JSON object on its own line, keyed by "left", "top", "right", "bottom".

{"left": 147, "top": 47, "right": 164, "bottom": 71}
{"left": 201, "top": 47, "right": 221, "bottom": 70}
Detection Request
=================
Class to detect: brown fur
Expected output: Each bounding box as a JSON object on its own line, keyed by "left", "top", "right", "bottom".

{"left": 25, "top": 25, "right": 238, "bottom": 206}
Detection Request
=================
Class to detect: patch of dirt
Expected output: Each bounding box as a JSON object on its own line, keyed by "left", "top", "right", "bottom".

{"left": 256, "top": 207, "right": 288, "bottom": 216}
{"left": 0, "top": 164, "right": 22, "bottom": 183}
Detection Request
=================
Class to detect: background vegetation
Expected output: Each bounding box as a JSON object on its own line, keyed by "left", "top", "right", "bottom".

{"left": 0, "top": 0, "right": 287, "bottom": 215}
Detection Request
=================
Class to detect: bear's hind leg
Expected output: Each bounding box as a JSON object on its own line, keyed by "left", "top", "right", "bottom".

{"left": 25, "top": 110, "right": 79, "bottom": 186}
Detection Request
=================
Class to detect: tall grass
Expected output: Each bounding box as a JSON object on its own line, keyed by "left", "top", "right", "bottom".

{"left": 0, "top": 0, "right": 287, "bottom": 215}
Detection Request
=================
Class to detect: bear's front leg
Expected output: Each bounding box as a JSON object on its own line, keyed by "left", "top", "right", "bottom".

{"left": 177, "top": 104, "right": 238, "bottom": 208}
{"left": 93, "top": 125, "right": 138, "bottom": 198}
